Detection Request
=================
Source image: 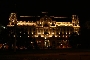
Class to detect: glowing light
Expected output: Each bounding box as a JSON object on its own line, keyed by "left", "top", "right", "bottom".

{"left": 3, "top": 27, "right": 5, "bottom": 29}
{"left": 45, "top": 42, "right": 46, "bottom": 46}
{"left": 14, "top": 35, "right": 15, "bottom": 37}
{"left": 32, "top": 32, "right": 33, "bottom": 34}
{"left": 54, "top": 17, "right": 67, "bottom": 18}
{"left": 61, "top": 44, "right": 62, "bottom": 45}
{"left": 69, "top": 32, "right": 70, "bottom": 34}
{"left": 45, "top": 37, "right": 46, "bottom": 39}
{"left": 20, "top": 16, "right": 35, "bottom": 17}
{"left": 42, "top": 12, "right": 48, "bottom": 13}
{"left": 66, "top": 36, "right": 67, "bottom": 38}
{"left": 66, "top": 32, "right": 67, "bottom": 34}
{"left": 31, "top": 42, "right": 33, "bottom": 43}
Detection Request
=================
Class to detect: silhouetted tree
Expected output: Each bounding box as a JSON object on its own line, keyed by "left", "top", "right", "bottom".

{"left": 81, "top": 27, "right": 90, "bottom": 49}
{"left": 69, "top": 32, "right": 80, "bottom": 48}
{"left": 33, "top": 37, "right": 39, "bottom": 49}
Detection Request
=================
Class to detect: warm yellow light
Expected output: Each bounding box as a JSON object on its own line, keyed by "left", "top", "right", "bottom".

{"left": 31, "top": 42, "right": 33, "bottom": 43}
{"left": 69, "top": 32, "right": 70, "bottom": 34}
{"left": 66, "top": 35, "right": 67, "bottom": 37}
{"left": 66, "top": 32, "right": 67, "bottom": 34}
{"left": 32, "top": 32, "right": 33, "bottom": 34}
{"left": 61, "top": 44, "right": 62, "bottom": 45}
{"left": 14, "top": 35, "right": 15, "bottom": 37}
{"left": 45, "top": 37, "right": 46, "bottom": 39}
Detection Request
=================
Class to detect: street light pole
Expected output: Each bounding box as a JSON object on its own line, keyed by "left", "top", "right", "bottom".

{"left": 14, "top": 20, "right": 17, "bottom": 52}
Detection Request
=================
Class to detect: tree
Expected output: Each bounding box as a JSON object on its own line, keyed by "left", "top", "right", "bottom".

{"left": 69, "top": 32, "right": 80, "bottom": 48}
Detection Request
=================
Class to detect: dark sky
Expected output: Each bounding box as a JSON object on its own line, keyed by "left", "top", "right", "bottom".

{"left": 0, "top": 0, "right": 90, "bottom": 26}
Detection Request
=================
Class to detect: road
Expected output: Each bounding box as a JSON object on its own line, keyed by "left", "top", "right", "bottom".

{"left": 0, "top": 49, "right": 90, "bottom": 60}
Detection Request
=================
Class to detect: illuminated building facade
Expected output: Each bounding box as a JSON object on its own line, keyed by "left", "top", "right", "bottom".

{"left": 7, "top": 12, "right": 80, "bottom": 49}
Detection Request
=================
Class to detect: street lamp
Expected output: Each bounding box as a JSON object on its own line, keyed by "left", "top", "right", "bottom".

{"left": 14, "top": 19, "right": 17, "bottom": 52}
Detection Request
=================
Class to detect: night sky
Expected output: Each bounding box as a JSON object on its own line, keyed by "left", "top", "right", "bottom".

{"left": 0, "top": 0, "right": 90, "bottom": 26}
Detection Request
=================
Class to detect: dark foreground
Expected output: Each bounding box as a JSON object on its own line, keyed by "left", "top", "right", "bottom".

{"left": 1, "top": 49, "right": 90, "bottom": 60}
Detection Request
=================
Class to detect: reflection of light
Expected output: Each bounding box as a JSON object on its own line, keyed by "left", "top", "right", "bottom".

{"left": 20, "top": 36, "right": 21, "bottom": 37}
{"left": 28, "top": 36, "right": 29, "bottom": 37}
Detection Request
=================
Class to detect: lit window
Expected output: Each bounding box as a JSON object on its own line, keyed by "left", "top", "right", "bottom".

{"left": 39, "top": 41, "right": 41, "bottom": 42}
{"left": 66, "top": 36, "right": 67, "bottom": 38}
{"left": 45, "top": 37, "right": 46, "bottom": 39}
{"left": 69, "top": 32, "right": 70, "bottom": 34}
{"left": 66, "top": 32, "right": 67, "bottom": 34}
{"left": 37, "top": 41, "right": 38, "bottom": 43}
{"left": 32, "top": 32, "right": 33, "bottom": 34}
{"left": 61, "top": 44, "right": 62, "bottom": 45}
{"left": 14, "top": 35, "right": 15, "bottom": 37}
{"left": 31, "top": 42, "right": 33, "bottom": 43}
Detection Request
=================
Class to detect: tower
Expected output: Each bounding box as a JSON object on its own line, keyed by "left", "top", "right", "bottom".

{"left": 9, "top": 13, "right": 17, "bottom": 25}
{"left": 72, "top": 15, "right": 80, "bottom": 34}
{"left": 72, "top": 15, "right": 79, "bottom": 26}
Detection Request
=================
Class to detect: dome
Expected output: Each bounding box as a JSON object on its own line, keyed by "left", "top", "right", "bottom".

{"left": 40, "top": 15, "right": 52, "bottom": 22}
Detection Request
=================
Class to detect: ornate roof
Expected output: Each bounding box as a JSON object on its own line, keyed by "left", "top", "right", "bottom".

{"left": 40, "top": 15, "right": 52, "bottom": 22}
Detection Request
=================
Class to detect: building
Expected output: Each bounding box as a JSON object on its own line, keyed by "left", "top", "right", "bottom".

{"left": 7, "top": 12, "right": 80, "bottom": 49}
